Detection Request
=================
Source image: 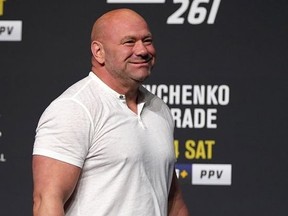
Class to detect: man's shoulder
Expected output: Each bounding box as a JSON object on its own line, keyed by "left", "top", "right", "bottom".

{"left": 57, "top": 72, "right": 103, "bottom": 101}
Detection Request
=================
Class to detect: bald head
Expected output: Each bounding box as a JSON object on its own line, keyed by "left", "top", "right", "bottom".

{"left": 91, "top": 9, "right": 149, "bottom": 42}
{"left": 90, "top": 8, "right": 156, "bottom": 91}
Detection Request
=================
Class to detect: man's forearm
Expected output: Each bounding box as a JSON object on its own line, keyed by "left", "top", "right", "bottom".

{"left": 168, "top": 193, "right": 190, "bottom": 216}
{"left": 168, "top": 172, "right": 190, "bottom": 216}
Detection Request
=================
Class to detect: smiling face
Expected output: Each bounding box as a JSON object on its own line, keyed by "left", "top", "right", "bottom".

{"left": 91, "top": 9, "right": 156, "bottom": 89}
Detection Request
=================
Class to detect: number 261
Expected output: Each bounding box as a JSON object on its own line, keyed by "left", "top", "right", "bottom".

{"left": 167, "top": 0, "right": 221, "bottom": 24}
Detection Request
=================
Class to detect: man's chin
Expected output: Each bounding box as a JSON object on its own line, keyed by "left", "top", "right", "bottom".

{"left": 139, "top": 72, "right": 151, "bottom": 81}
{"left": 132, "top": 74, "right": 150, "bottom": 83}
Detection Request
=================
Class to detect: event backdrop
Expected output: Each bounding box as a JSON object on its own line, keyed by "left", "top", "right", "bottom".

{"left": 1, "top": 0, "right": 288, "bottom": 215}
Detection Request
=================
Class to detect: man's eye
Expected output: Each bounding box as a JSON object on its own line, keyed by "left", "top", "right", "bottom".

{"left": 143, "top": 39, "right": 153, "bottom": 45}
{"left": 124, "top": 40, "right": 135, "bottom": 45}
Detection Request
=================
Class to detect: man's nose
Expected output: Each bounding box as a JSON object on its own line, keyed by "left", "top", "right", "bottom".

{"left": 133, "top": 41, "right": 149, "bottom": 56}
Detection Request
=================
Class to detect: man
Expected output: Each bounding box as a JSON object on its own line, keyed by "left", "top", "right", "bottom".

{"left": 32, "top": 8, "right": 189, "bottom": 216}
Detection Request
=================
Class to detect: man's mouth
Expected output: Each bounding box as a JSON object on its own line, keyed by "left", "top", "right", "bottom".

{"left": 131, "top": 57, "right": 153, "bottom": 64}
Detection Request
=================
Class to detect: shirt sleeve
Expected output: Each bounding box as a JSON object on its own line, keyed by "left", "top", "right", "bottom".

{"left": 33, "top": 98, "right": 93, "bottom": 168}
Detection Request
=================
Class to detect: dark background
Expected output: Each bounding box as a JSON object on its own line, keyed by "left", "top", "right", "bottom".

{"left": 1, "top": 0, "right": 287, "bottom": 215}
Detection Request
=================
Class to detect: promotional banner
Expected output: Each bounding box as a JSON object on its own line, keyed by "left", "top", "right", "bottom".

{"left": 1, "top": 0, "right": 287, "bottom": 215}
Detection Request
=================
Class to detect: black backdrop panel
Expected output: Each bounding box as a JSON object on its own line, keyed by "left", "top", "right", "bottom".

{"left": 1, "top": 0, "right": 288, "bottom": 215}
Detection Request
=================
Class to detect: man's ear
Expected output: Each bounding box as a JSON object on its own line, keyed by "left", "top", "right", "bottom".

{"left": 91, "top": 41, "right": 105, "bottom": 64}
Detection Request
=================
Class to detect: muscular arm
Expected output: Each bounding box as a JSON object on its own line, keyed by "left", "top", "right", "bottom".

{"left": 168, "top": 171, "right": 190, "bottom": 216}
{"left": 32, "top": 155, "right": 81, "bottom": 216}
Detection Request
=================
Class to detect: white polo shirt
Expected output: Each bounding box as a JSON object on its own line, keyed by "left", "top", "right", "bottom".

{"left": 33, "top": 72, "right": 176, "bottom": 216}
